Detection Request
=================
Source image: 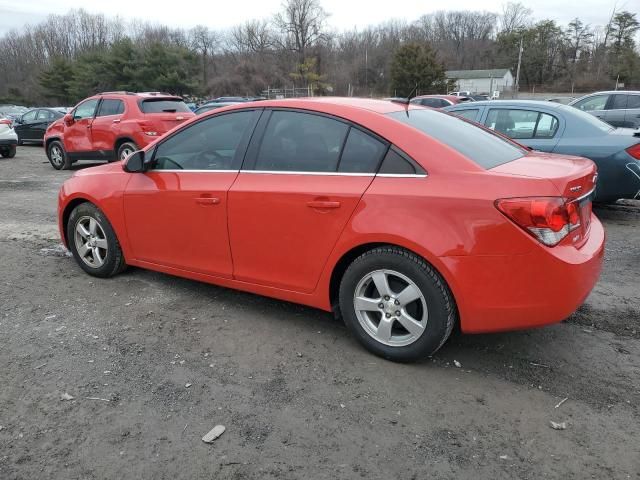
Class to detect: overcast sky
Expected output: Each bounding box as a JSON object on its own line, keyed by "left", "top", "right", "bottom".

{"left": 0, "top": 0, "right": 633, "bottom": 37}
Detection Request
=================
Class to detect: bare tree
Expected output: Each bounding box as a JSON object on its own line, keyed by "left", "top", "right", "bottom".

{"left": 274, "top": 0, "right": 328, "bottom": 62}
{"left": 190, "top": 25, "right": 219, "bottom": 87}
{"left": 500, "top": 2, "right": 532, "bottom": 34}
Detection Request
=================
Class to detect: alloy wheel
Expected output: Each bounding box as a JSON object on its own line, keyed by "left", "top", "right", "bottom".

{"left": 74, "top": 216, "right": 108, "bottom": 268}
{"left": 50, "top": 145, "right": 63, "bottom": 167}
{"left": 353, "top": 269, "right": 428, "bottom": 347}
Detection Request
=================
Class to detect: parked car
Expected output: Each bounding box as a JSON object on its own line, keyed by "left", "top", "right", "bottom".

{"left": 0, "top": 105, "right": 28, "bottom": 125}
{"left": 546, "top": 96, "right": 575, "bottom": 105}
{"left": 194, "top": 102, "right": 242, "bottom": 115}
{"left": 448, "top": 91, "right": 472, "bottom": 97}
{"left": 58, "top": 98, "right": 604, "bottom": 362}
{"left": 470, "top": 94, "right": 491, "bottom": 101}
{"left": 0, "top": 117, "right": 18, "bottom": 158}
{"left": 444, "top": 100, "right": 640, "bottom": 202}
{"left": 14, "top": 108, "right": 64, "bottom": 144}
{"left": 44, "top": 91, "right": 195, "bottom": 170}
{"left": 409, "top": 95, "right": 472, "bottom": 108}
{"left": 569, "top": 91, "right": 640, "bottom": 128}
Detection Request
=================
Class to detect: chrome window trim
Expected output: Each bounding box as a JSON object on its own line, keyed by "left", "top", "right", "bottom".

{"left": 241, "top": 170, "right": 375, "bottom": 177}
{"left": 147, "top": 169, "right": 240, "bottom": 173}
{"left": 377, "top": 173, "right": 428, "bottom": 178}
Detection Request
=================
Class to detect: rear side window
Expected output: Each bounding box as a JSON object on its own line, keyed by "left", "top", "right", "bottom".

{"left": 451, "top": 109, "right": 479, "bottom": 121}
{"left": 388, "top": 109, "right": 525, "bottom": 169}
{"left": 626, "top": 95, "right": 640, "bottom": 109}
{"left": 338, "top": 128, "right": 387, "bottom": 173}
{"left": 140, "top": 99, "right": 191, "bottom": 114}
{"left": 378, "top": 148, "right": 423, "bottom": 175}
{"left": 485, "top": 109, "right": 559, "bottom": 139}
{"left": 255, "top": 111, "right": 348, "bottom": 172}
{"left": 96, "top": 99, "right": 124, "bottom": 117}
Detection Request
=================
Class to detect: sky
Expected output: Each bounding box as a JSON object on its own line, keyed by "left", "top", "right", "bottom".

{"left": 0, "top": 0, "right": 634, "bottom": 37}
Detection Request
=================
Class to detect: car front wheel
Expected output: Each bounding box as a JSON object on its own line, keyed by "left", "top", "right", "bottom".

{"left": 339, "top": 246, "right": 456, "bottom": 362}
{"left": 66, "top": 203, "right": 127, "bottom": 278}
{"left": 47, "top": 141, "right": 70, "bottom": 170}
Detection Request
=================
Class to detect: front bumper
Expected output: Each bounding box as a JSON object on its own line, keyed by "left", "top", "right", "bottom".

{"left": 441, "top": 214, "right": 605, "bottom": 333}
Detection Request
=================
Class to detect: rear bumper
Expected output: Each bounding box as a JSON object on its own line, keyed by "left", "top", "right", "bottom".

{"left": 0, "top": 138, "right": 17, "bottom": 146}
{"left": 441, "top": 215, "right": 605, "bottom": 333}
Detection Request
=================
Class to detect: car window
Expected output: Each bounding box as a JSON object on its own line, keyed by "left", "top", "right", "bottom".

{"left": 153, "top": 111, "right": 258, "bottom": 171}
{"left": 420, "top": 98, "right": 441, "bottom": 108}
{"left": 627, "top": 95, "right": 640, "bottom": 109}
{"left": 485, "top": 109, "right": 559, "bottom": 139}
{"left": 609, "top": 94, "right": 628, "bottom": 110}
{"left": 338, "top": 128, "right": 387, "bottom": 173}
{"left": 96, "top": 99, "right": 125, "bottom": 117}
{"left": 22, "top": 110, "right": 37, "bottom": 122}
{"left": 73, "top": 99, "right": 99, "bottom": 120}
{"left": 451, "top": 109, "right": 479, "bottom": 121}
{"left": 387, "top": 109, "right": 526, "bottom": 169}
{"left": 254, "top": 111, "right": 349, "bottom": 172}
{"left": 378, "top": 148, "right": 423, "bottom": 174}
{"left": 573, "top": 95, "right": 608, "bottom": 112}
{"left": 140, "top": 99, "right": 191, "bottom": 114}
{"left": 36, "top": 110, "right": 52, "bottom": 120}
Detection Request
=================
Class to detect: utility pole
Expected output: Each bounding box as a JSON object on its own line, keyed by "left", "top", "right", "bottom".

{"left": 514, "top": 37, "right": 523, "bottom": 99}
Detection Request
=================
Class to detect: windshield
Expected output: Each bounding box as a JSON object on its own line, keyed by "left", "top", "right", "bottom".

{"left": 387, "top": 109, "right": 527, "bottom": 169}
{"left": 139, "top": 99, "right": 191, "bottom": 114}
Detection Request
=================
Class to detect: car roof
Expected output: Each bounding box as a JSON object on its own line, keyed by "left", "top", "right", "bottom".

{"left": 413, "top": 95, "right": 463, "bottom": 101}
{"left": 235, "top": 97, "right": 413, "bottom": 114}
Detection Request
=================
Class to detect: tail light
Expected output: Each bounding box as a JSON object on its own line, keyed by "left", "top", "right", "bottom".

{"left": 626, "top": 143, "right": 640, "bottom": 160}
{"left": 0, "top": 119, "right": 12, "bottom": 125}
{"left": 496, "top": 197, "right": 582, "bottom": 246}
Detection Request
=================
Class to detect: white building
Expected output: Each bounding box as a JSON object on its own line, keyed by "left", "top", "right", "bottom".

{"left": 446, "top": 69, "right": 514, "bottom": 95}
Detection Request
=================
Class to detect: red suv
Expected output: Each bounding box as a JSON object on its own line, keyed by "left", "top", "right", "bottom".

{"left": 44, "top": 92, "right": 195, "bottom": 170}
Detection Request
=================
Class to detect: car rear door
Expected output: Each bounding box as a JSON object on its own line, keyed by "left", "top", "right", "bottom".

{"left": 15, "top": 110, "right": 37, "bottom": 140}
{"left": 483, "top": 107, "right": 562, "bottom": 152}
{"left": 91, "top": 98, "right": 125, "bottom": 157}
{"left": 227, "top": 109, "right": 388, "bottom": 293}
{"left": 604, "top": 93, "right": 628, "bottom": 127}
{"left": 33, "top": 110, "right": 55, "bottom": 140}
{"left": 123, "top": 109, "right": 261, "bottom": 277}
{"left": 64, "top": 98, "right": 99, "bottom": 153}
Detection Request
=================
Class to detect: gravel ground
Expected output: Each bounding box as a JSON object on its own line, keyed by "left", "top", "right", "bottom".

{"left": 1, "top": 146, "right": 639, "bottom": 479}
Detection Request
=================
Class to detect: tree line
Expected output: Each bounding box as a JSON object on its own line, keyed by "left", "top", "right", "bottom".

{"left": 0, "top": 1, "right": 638, "bottom": 105}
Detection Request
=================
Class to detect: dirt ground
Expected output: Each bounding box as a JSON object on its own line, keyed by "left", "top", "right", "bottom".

{"left": 1, "top": 146, "right": 639, "bottom": 480}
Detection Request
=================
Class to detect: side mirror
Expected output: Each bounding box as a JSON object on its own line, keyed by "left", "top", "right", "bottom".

{"left": 63, "top": 113, "right": 74, "bottom": 126}
{"left": 123, "top": 150, "right": 146, "bottom": 173}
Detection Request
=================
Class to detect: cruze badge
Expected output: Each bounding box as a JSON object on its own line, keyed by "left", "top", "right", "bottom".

{"left": 569, "top": 185, "right": 582, "bottom": 192}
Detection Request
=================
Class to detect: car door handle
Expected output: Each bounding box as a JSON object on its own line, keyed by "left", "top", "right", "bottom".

{"left": 195, "top": 197, "right": 220, "bottom": 206}
{"left": 112, "top": 119, "right": 121, "bottom": 123}
{"left": 306, "top": 200, "right": 341, "bottom": 209}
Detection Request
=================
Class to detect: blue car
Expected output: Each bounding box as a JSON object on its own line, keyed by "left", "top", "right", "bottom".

{"left": 444, "top": 100, "right": 640, "bottom": 202}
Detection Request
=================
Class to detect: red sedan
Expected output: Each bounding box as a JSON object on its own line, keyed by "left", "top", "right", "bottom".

{"left": 58, "top": 98, "right": 604, "bottom": 361}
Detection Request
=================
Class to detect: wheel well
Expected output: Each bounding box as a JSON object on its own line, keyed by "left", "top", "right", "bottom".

{"left": 61, "top": 198, "right": 92, "bottom": 245}
{"left": 45, "top": 137, "right": 61, "bottom": 151}
{"left": 329, "top": 242, "right": 387, "bottom": 314}
{"left": 114, "top": 137, "right": 136, "bottom": 154}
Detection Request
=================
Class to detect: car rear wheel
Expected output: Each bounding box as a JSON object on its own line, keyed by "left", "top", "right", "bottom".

{"left": 339, "top": 246, "right": 456, "bottom": 362}
{"left": 66, "top": 203, "right": 127, "bottom": 278}
{"left": 47, "top": 141, "right": 70, "bottom": 170}
{"left": 117, "top": 141, "right": 138, "bottom": 161}
{"left": 1, "top": 145, "right": 16, "bottom": 158}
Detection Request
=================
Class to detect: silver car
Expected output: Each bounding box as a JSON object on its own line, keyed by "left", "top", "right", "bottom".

{"left": 569, "top": 91, "right": 640, "bottom": 129}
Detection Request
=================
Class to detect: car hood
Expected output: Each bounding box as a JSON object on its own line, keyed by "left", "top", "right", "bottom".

{"left": 73, "top": 161, "right": 124, "bottom": 177}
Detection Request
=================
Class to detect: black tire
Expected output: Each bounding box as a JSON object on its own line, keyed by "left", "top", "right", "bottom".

{"left": 339, "top": 246, "right": 456, "bottom": 362}
{"left": 117, "top": 141, "right": 138, "bottom": 161}
{"left": 1, "top": 145, "right": 16, "bottom": 158}
{"left": 47, "top": 140, "right": 71, "bottom": 170}
{"left": 66, "top": 202, "right": 127, "bottom": 278}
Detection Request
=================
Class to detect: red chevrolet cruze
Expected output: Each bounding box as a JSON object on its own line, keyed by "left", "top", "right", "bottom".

{"left": 57, "top": 98, "right": 605, "bottom": 361}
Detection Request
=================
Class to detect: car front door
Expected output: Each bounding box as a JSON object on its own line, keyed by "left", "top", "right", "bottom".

{"left": 484, "top": 108, "right": 562, "bottom": 152}
{"left": 228, "top": 109, "right": 388, "bottom": 293}
{"left": 15, "top": 110, "right": 37, "bottom": 140}
{"left": 123, "top": 109, "right": 261, "bottom": 277}
{"left": 64, "top": 98, "right": 99, "bottom": 153}
{"left": 91, "top": 98, "right": 125, "bottom": 158}
{"left": 605, "top": 94, "right": 628, "bottom": 127}
{"left": 572, "top": 94, "right": 609, "bottom": 123}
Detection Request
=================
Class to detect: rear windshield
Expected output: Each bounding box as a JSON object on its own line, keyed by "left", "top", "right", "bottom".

{"left": 387, "top": 109, "right": 526, "bottom": 169}
{"left": 139, "top": 99, "right": 191, "bottom": 114}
